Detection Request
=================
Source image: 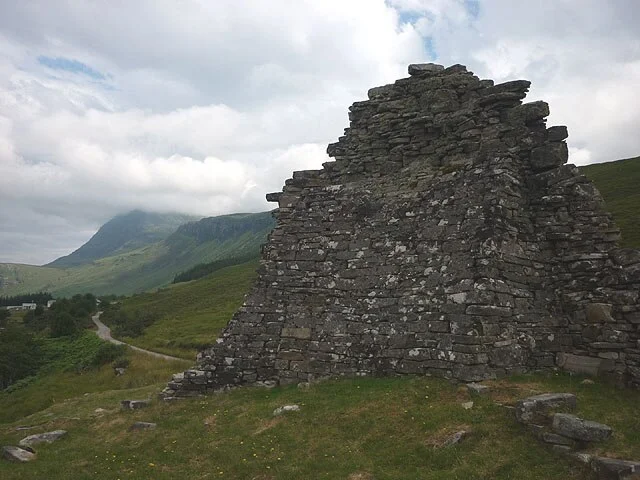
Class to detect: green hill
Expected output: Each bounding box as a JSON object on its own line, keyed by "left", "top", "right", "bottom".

{"left": 580, "top": 155, "right": 640, "bottom": 249}
{"left": 103, "top": 260, "right": 259, "bottom": 359}
{"left": 48, "top": 210, "right": 199, "bottom": 268}
{"left": 0, "top": 212, "right": 274, "bottom": 297}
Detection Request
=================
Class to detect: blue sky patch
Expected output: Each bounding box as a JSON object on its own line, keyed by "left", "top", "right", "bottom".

{"left": 37, "top": 56, "right": 106, "bottom": 80}
{"left": 465, "top": 0, "right": 481, "bottom": 19}
{"left": 398, "top": 10, "right": 423, "bottom": 25}
{"left": 424, "top": 36, "right": 437, "bottom": 60}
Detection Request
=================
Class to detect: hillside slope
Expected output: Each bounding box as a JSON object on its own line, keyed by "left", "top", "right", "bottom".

{"left": 48, "top": 210, "right": 198, "bottom": 268}
{"left": 104, "top": 260, "right": 259, "bottom": 358}
{"left": 580, "top": 155, "right": 640, "bottom": 249}
{"left": 1, "top": 371, "right": 639, "bottom": 479}
{"left": 0, "top": 212, "right": 274, "bottom": 297}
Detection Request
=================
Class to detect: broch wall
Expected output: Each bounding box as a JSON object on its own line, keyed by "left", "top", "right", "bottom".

{"left": 162, "top": 63, "right": 640, "bottom": 399}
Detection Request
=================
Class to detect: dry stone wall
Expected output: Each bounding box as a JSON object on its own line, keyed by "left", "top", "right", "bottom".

{"left": 162, "top": 63, "right": 640, "bottom": 399}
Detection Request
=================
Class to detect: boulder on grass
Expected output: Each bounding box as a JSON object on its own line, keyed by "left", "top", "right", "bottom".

{"left": 515, "top": 393, "right": 576, "bottom": 425}
{"left": 273, "top": 405, "right": 300, "bottom": 416}
{"left": 121, "top": 399, "right": 151, "bottom": 410}
{"left": 592, "top": 456, "right": 640, "bottom": 479}
{"left": 2, "top": 446, "right": 36, "bottom": 463}
{"left": 19, "top": 430, "right": 67, "bottom": 448}
{"left": 552, "top": 413, "right": 613, "bottom": 443}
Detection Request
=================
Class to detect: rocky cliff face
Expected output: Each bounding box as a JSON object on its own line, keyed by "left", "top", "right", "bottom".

{"left": 163, "top": 63, "right": 640, "bottom": 398}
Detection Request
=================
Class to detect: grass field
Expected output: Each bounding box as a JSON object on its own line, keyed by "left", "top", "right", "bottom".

{"left": 581, "top": 155, "right": 640, "bottom": 249}
{"left": 110, "top": 261, "right": 259, "bottom": 359}
{"left": 0, "top": 347, "right": 190, "bottom": 424}
{"left": 0, "top": 371, "right": 639, "bottom": 479}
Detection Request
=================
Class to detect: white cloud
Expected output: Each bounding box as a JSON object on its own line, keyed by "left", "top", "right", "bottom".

{"left": 0, "top": 0, "right": 638, "bottom": 264}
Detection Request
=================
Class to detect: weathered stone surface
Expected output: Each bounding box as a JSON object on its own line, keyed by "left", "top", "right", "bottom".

{"left": 592, "top": 457, "right": 640, "bottom": 479}
{"left": 162, "top": 63, "right": 640, "bottom": 398}
{"left": 19, "top": 430, "right": 67, "bottom": 447}
{"left": 552, "top": 413, "right": 613, "bottom": 443}
{"left": 281, "top": 328, "right": 311, "bottom": 339}
{"left": 541, "top": 432, "right": 574, "bottom": 447}
{"left": 2, "top": 446, "right": 36, "bottom": 462}
{"left": 547, "top": 125, "right": 568, "bottom": 142}
{"left": 466, "top": 383, "right": 490, "bottom": 396}
{"left": 515, "top": 393, "right": 576, "bottom": 425}
{"left": 442, "top": 430, "right": 470, "bottom": 447}
{"left": 530, "top": 142, "right": 568, "bottom": 172}
{"left": 121, "top": 399, "right": 151, "bottom": 410}
{"left": 129, "top": 422, "right": 157, "bottom": 431}
{"left": 408, "top": 63, "right": 444, "bottom": 76}
{"left": 273, "top": 405, "right": 300, "bottom": 416}
{"left": 557, "top": 353, "right": 613, "bottom": 376}
{"left": 587, "top": 303, "right": 616, "bottom": 323}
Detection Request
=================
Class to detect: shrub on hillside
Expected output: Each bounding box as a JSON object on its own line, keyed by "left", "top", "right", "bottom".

{"left": 103, "top": 306, "right": 159, "bottom": 338}
{"left": 91, "top": 343, "right": 127, "bottom": 368}
{"left": 0, "top": 308, "right": 9, "bottom": 328}
{"left": 112, "top": 357, "right": 130, "bottom": 369}
{"left": 50, "top": 311, "right": 78, "bottom": 337}
{"left": 0, "top": 326, "right": 44, "bottom": 389}
{"left": 42, "top": 332, "right": 128, "bottom": 373}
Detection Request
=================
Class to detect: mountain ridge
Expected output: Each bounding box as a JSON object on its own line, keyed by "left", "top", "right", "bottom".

{"left": 47, "top": 210, "right": 199, "bottom": 268}
{"left": 0, "top": 210, "right": 275, "bottom": 296}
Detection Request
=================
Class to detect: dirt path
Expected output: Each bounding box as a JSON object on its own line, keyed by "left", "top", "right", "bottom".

{"left": 92, "top": 312, "right": 186, "bottom": 362}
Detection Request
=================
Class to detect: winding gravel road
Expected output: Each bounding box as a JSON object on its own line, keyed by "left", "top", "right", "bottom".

{"left": 92, "top": 312, "right": 185, "bottom": 362}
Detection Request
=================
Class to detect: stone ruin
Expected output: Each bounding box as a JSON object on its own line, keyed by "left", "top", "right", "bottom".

{"left": 162, "top": 63, "right": 640, "bottom": 399}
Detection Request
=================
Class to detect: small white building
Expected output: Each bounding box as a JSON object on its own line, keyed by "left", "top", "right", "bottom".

{"left": 22, "top": 303, "right": 37, "bottom": 310}
{"left": 47, "top": 300, "right": 56, "bottom": 308}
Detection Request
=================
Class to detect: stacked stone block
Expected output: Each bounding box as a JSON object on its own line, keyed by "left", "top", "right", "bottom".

{"left": 162, "top": 63, "right": 640, "bottom": 398}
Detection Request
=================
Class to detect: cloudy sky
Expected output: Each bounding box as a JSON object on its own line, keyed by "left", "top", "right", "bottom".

{"left": 0, "top": 0, "right": 638, "bottom": 265}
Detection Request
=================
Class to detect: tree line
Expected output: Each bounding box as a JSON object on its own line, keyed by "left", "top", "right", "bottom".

{"left": 172, "top": 254, "right": 258, "bottom": 284}
{"left": 0, "top": 292, "right": 53, "bottom": 307}
{"left": 0, "top": 293, "right": 124, "bottom": 390}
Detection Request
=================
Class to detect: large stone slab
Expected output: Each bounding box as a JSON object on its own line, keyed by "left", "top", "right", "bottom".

{"left": 408, "top": 63, "right": 444, "bottom": 76}
{"left": 120, "top": 399, "right": 151, "bottom": 410}
{"left": 515, "top": 393, "right": 576, "bottom": 425}
{"left": 587, "top": 303, "right": 616, "bottom": 323}
{"left": 19, "top": 430, "right": 67, "bottom": 447}
{"left": 2, "top": 446, "right": 36, "bottom": 462}
{"left": 552, "top": 413, "right": 613, "bottom": 443}
{"left": 591, "top": 456, "right": 640, "bottom": 479}
{"left": 556, "top": 353, "right": 614, "bottom": 376}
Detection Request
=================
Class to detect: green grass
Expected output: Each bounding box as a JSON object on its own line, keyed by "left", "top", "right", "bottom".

{"left": 581, "top": 155, "right": 640, "bottom": 248}
{"left": 111, "top": 261, "right": 259, "bottom": 359}
{"left": 1, "top": 372, "right": 638, "bottom": 479}
{"left": 0, "top": 263, "right": 68, "bottom": 295}
{"left": 0, "top": 350, "right": 189, "bottom": 424}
